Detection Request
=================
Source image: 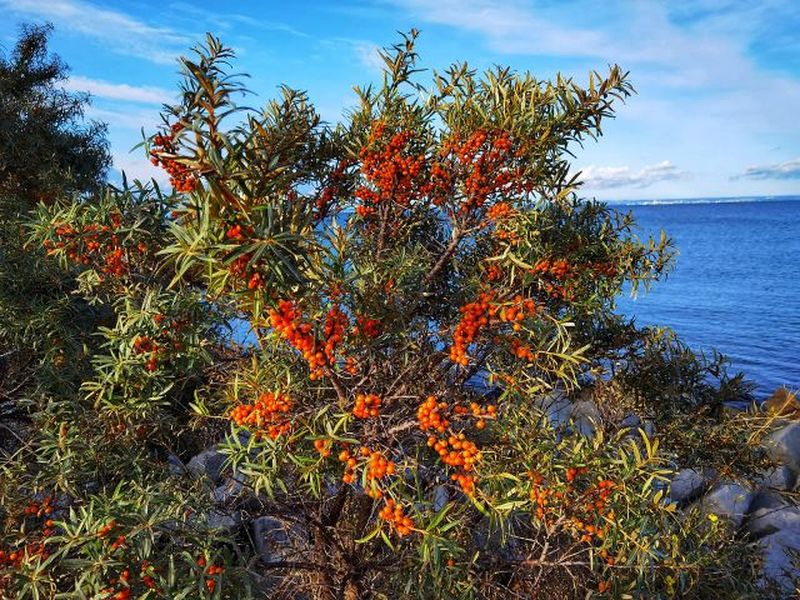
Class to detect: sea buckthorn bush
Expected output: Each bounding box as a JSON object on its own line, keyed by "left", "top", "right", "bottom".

{"left": 0, "top": 30, "right": 777, "bottom": 599}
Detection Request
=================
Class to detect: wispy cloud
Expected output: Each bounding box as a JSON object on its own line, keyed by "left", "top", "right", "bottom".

{"left": 579, "top": 161, "right": 685, "bottom": 189}
{"left": 320, "top": 37, "right": 385, "bottom": 73}
{"left": 0, "top": 0, "right": 191, "bottom": 64}
{"left": 388, "top": 0, "right": 606, "bottom": 57}
{"left": 167, "top": 2, "right": 307, "bottom": 38}
{"left": 733, "top": 158, "right": 800, "bottom": 180}
{"left": 64, "top": 75, "right": 173, "bottom": 105}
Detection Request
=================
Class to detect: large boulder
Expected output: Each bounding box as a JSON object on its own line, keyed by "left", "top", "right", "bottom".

{"left": 764, "top": 423, "right": 800, "bottom": 473}
{"left": 697, "top": 482, "right": 754, "bottom": 527}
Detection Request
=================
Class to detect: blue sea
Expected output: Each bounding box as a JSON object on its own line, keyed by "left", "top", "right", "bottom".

{"left": 612, "top": 196, "right": 800, "bottom": 397}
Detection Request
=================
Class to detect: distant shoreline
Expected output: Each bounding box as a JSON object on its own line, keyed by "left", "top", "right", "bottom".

{"left": 605, "top": 194, "right": 800, "bottom": 207}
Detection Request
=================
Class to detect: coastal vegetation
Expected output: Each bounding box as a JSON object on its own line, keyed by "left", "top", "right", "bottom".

{"left": 1, "top": 25, "right": 797, "bottom": 599}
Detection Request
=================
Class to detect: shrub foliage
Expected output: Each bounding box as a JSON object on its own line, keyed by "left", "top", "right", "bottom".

{"left": 0, "top": 30, "right": 775, "bottom": 599}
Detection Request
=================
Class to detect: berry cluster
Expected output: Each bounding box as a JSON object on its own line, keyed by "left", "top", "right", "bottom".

{"left": 378, "top": 499, "right": 414, "bottom": 537}
{"left": 132, "top": 335, "right": 160, "bottom": 372}
{"left": 149, "top": 123, "right": 197, "bottom": 193}
{"left": 228, "top": 252, "right": 264, "bottom": 291}
{"left": 230, "top": 391, "right": 294, "bottom": 439}
{"left": 45, "top": 218, "right": 145, "bottom": 279}
{"left": 569, "top": 479, "right": 616, "bottom": 544}
{"left": 353, "top": 393, "right": 381, "bottom": 418}
{"left": 449, "top": 293, "right": 538, "bottom": 365}
{"left": 366, "top": 449, "right": 396, "bottom": 480}
{"left": 417, "top": 395, "right": 450, "bottom": 432}
{"left": 510, "top": 338, "right": 535, "bottom": 363}
{"left": 428, "top": 433, "right": 481, "bottom": 495}
{"left": 225, "top": 222, "right": 254, "bottom": 242}
{"left": 485, "top": 264, "right": 504, "bottom": 282}
{"left": 100, "top": 569, "right": 131, "bottom": 599}
{"left": 528, "top": 469, "right": 618, "bottom": 547}
{"left": 315, "top": 159, "right": 350, "bottom": 218}
{"left": 446, "top": 129, "right": 522, "bottom": 212}
{"left": 269, "top": 301, "right": 349, "bottom": 380}
{"left": 356, "top": 123, "right": 426, "bottom": 213}
{"left": 449, "top": 292, "right": 495, "bottom": 366}
{"left": 131, "top": 314, "right": 187, "bottom": 373}
{"left": 485, "top": 201, "right": 515, "bottom": 221}
{"left": 338, "top": 448, "right": 358, "bottom": 484}
{"left": 354, "top": 314, "right": 381, "bottom": 338}
{"left": 323, "top": 304, "right": 347, "bottom": 365}
{"left": 196, "top": 556, "right": 224, "bottom": 594}
{"left": 532, "top": 258, "right": 572, "bottom": 280}
{"left": 465, "top": 402, "right": 497, "bottom": 430}
{"left": 313, "top": 439, "right": 332, "bottom": 457}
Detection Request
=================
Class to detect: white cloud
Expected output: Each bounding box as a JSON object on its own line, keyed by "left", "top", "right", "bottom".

{"left": 578, "top": 161, "right": 685, "bottom": 189}
{"left": 0, "top": 0, "right": 192, "bottom": 64}
{"left": 733, "top": 158, "right": 800, "bottom": 180}
{"left": 64, "top": 76, "right": 173, "bottom": 105}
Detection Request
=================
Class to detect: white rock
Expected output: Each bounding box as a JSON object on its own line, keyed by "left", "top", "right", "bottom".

{"left": 764, "top": 423, "right": 800, "bottom": 473}
{"left": 698, "top": 483, "right": 754, "bottom": 527}
{"left": 669, "top": 468, "right": 716, "bottom": 503}
{"left": 187, "top": 447, "right": 227, "bottom": 484}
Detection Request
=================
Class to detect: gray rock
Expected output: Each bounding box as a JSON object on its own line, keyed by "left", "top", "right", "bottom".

{"left": 747, "top": 504, "right": 800, "bottom": 538}
{"left": 759, "top": 529, "right": 800, "bottom": 592}
{"left": 432, "top": 485, "right": 449, "bottom": 512}
{"left": 748, "top": 490, "right": 787, "bottom": 513}
{"left": 187, "top": 447, "right": 228, "bottom": 484}
{"left": 205, "top": 510, "right": 240, "bottom": 532}
{"left": 698, "top": 482, "right": 754, "bottom": 527}
{"left": 252, "top": 517, "right": 296, "bottom": 563}
{"left": 755, "top": 465, "right": 797, "bottom": 491}
{"left": 620, "top": 414, "right": 656, "bottom": 440}
{"left": 213, "top": 478, "right": 244, "bottom": 504}
{"left": 166, "top": 453, "right": 188, "bottom": 477}
{"left": 620, "top": 414, "right": 642, "bottom": 430}
{"left": 764, "top": 423, "right": 800, "bottom": 473}
{"left": 669, "top": 468, "right": 716, "bottom": 503}
{"left": 534, "top": 389, "right": 572, "bottom": 429}
{"left": 571, "top": 400, "right": 601, "bottom": 438}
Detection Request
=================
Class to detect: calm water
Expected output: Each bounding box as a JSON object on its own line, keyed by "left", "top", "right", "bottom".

{"left": 613, "top": 196, "right": 800, "bottom": 396}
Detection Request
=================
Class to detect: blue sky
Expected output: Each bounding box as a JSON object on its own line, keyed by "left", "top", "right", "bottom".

{"left": 1, "top": 0, "right": 799, "bottom": 200}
